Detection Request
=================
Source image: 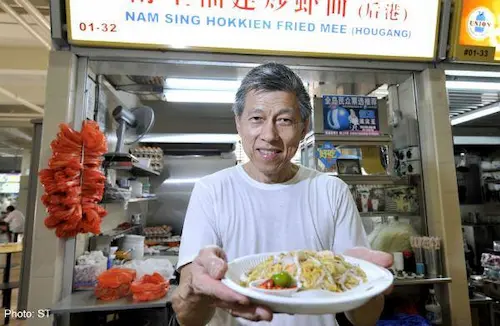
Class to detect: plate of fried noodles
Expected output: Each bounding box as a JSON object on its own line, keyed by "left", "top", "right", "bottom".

{"left": 222, "top": 250, "right": 393, "bottom": 315}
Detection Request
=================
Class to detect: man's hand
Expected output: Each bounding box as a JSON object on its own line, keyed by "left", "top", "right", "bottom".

{"left": 343, "top": 247, "right": 394, "bottom": 326}
{"left": 172, "top": 246, "right": 273, "bottom": 326}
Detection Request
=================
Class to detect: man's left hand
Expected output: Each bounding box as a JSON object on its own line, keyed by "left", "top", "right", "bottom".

{"left": 345, "top": 247, "right": 394, "bottom": 294}
{"left": 343, "top": 247, "right": 394, "bottom": 326}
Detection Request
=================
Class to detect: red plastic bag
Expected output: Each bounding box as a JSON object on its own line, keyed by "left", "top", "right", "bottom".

{"left": 94, "top": 268, "right": 136, "bottom": 301}
{"left": 130, "top": 273, "right": 170, "bottom": 302}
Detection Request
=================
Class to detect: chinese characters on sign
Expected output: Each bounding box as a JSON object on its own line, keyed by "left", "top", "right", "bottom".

{"left": 171, "top": 0, "right": 407, "bottom": 19}
{"left": 322, "top": 95, "right": 380, "bottom": 136}
{"left": 358, "top": 1, "right": 407, "bottom": 21}
{"left": 265, "top": 0, "right": 288, "bottom": 11}
{"left": 174, "top": 0, "right": 350, "bottom": 16}
{"left": 233, "top": 0, "right": 256, "bottom": 10}
{"left": 201, "top": 0, "right": 223, "bottom": 8}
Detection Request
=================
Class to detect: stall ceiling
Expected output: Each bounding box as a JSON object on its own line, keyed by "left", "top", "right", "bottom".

{"left": 96, "top": 60, "right": 413, "bottom": 87}
{"left": 448, "top": 89, "right": 500, "bottom": 119}
{"left": 447, "top": 73, "right": 500, "bottom": 128}
{"left": 0, "top": 0, "right": 49, "bottom": 15}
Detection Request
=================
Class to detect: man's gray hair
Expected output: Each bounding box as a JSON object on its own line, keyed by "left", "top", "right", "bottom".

{"left": 232, "top": 63, "right": 312, "bottom": 121}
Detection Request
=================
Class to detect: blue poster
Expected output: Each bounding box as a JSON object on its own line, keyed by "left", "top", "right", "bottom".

{"left": 316, "top": 142, "right": 341, "bottom": 170}
{"left": 323, "top": 95, "right": 380, "bottom": 136}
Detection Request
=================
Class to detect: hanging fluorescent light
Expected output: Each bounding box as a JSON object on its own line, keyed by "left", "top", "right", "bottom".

{"left": 164, "top": 89, "right": 235, "bottom": 103}
{"left": 445, "top": 70, "right": 500, "bottom": 78}
{"left": 165, "top": 78, "right": 240, "bottom": 91}
{"left": 368, "top": 84, "right": 389, "bottom": 99}
{"left": 446, "top": 80, "right": 500, "bottom": 91}
{"left": 451, "top": 102, "right": 500, "bottom": 126}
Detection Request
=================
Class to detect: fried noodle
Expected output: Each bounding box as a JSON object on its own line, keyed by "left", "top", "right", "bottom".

{"left": 241, "top": 250, "right": 367, "bottom": 292}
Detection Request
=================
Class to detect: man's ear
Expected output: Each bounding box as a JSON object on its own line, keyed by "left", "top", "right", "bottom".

{"left": 235, "top": 115, "right": 241, "bottom": 134}
{"left": 301, "top": 119, "right": 310, "bottom": 138}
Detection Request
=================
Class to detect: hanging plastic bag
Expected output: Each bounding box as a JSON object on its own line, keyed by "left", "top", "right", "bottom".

{"left": 119, "top": 258, "right": 175, "bottom": 280}
{"left": 368, "top": 220, "right": 417, "bottom": 253}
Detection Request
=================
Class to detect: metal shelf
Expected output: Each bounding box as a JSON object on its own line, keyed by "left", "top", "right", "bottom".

{"left": 106, "top": 162, "right": 160, "bottom": 176}
{"left": 304, "top": 132, "right": 392, "bottom": 146}
{"left": 100, "top": 225, "right": 141, "bottom": 240}
{"left": 101, "top": 195, "right": 157, "bottom": 204}
{"left": 51, "top": 285, "right": 176, "bottom": 314}
{"left": 394, "top": 277, "right": 451, "bottom": 286}
{"left": 103, "top": 153, "right": 161, "bottom": 176}
{"left": 329, "top": 174, "right": 409, "bottom": 185}
{"left": 360, "top": 212, "right": 419, "bottom": 217}
{"left": 128, "top": 196, "right": 157, "bottom": 203}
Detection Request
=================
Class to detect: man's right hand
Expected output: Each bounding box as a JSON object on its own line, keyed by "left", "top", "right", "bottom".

{"left": 172, "top": 246, "right": 273, "bottom": 325}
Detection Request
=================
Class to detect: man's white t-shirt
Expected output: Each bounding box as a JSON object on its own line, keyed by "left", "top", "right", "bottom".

{"left": 178, "top": 165, "right": 369, "bottom": 326}
{"left": 4, "top": 209, "right": 25, "bottom": 233}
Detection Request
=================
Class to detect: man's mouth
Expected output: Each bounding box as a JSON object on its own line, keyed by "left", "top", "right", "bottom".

{"left": 257, "top": 149, "right": 282, "bottom": 160}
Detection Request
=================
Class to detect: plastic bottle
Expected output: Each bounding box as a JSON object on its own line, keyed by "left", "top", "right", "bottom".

{"left": 425, "top": 288, "right": 443, "bottom": 325}
{"left": 143, "top": 180, "right": 150, "bottom": 195}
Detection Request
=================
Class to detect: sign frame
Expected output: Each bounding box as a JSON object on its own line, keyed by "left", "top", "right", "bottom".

{"left": 449, "top": 0, "right": 498, "bottom": 63}
{"left": 64, "top": 0, "right": 442, "bottom": 62}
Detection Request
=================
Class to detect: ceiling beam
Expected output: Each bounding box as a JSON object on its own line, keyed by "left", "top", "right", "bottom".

{"left": 2, "top": 128, "right": 32, "bottom": 142}
{"left": 0, "top": 113, "right": 42, "bottom": 119}
{"left": 0, "top": 86, "right": 44, "bottom": 113}
{"left": 13, "top": 0, "right": 51, "bottom": 32}
{"left": 0, "top": 119, "right": 37, "bottom": 128}
{"left": 0, "top": 1, "right": 51, "bottom": 49}
{"left": 0, "top": 47, "right": 49, "bottom": 71}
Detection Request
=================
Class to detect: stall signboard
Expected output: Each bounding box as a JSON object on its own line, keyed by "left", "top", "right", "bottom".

{"left": 450, "top": 0, "right": 500, "bottom": 62}
{"left": 65, "top": 0, "right": 440, "bottom": 61}
{"left": 322, "top": 95, "right": 379, "bottom": 136}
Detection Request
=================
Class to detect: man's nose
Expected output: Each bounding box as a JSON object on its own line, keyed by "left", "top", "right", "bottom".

{"left": 260, "top": 120, "right": 279, "bottom": 142}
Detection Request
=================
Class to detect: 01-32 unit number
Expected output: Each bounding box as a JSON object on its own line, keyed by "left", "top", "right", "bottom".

{"left": 79, "top": 23, "right": 117, "bottom": 32}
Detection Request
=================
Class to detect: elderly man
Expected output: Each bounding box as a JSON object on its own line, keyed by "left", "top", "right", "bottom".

{"left": 172, "top": 63, "right": 392, "bottom": 326}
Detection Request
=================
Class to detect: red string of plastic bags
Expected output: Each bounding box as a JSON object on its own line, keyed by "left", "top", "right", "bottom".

{"left": 39, "top": 120, "right": 108, "bottom": 238}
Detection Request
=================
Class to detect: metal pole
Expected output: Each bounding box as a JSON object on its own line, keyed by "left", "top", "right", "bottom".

{"left": 13, "top": 0, "right": 51, "bottom": 32}
{"left": 0, "top": 114, "right": 43, "bottom": 119}
{"left": 58, "top": 57, "right": 89, "bottom": 326}
{"left": 0, "top": 86, "right": 44, "bottom": 114}
{"left": 17, "top": 119, "right": 42, "bottom": 313}
{"left": 0, "top": 0, "right": 51, "bottom": 50}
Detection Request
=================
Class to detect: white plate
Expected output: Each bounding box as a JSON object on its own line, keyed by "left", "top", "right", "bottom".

{"left": 222, "top": 252, "right": 394, "bottom": 315}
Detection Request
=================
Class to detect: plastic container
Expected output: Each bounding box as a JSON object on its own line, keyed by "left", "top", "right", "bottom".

{"left": 142, "top": 181, "right": 150, "bottom": 195}
{"left": 130, "top": 180, "right": 143, "bottom": 198}
{"left": 122, "top": 235, "right": 145, "bottom": 260}
{"left": 425, "top": 289, "right": 442, "bottom": 325}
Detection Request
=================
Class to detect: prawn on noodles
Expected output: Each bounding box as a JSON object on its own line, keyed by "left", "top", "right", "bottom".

{"left": 240, "top": 250, "right": 367, "bottom": 293}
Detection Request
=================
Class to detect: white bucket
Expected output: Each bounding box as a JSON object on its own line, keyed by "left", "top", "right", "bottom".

{"left": 121, "top": 235, "right": 145, "bottom": 260}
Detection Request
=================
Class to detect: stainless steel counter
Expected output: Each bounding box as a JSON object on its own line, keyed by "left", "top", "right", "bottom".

{"left": 51, "top": 285, "right": 177, "bottom": 314}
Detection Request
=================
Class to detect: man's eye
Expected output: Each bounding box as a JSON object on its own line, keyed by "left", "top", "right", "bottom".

{"left": 277, "top": 118, "right": 293, "bottom": 125}
{"left": 250, "top": 117, "right": 263, "bottom": 122}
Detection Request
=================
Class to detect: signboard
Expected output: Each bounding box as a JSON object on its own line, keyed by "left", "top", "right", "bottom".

{"left": 322, "top": 95, "right": 379, "bottom": 136}
{"left": 451, "top": 0, "right": 498, "bottom": 62}
{"left": 66, "top": 0, "right": 440, "bottom": 60}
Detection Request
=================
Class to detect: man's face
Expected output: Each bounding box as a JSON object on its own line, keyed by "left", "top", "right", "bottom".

{"left": 235, "top": 90, "right": 308, "bottom": 175}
